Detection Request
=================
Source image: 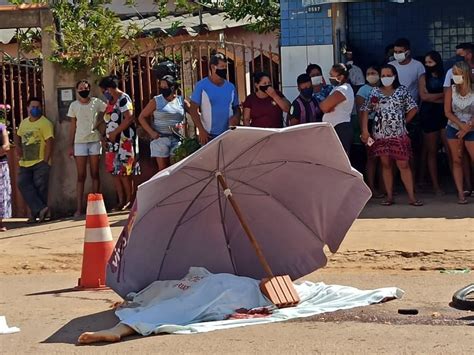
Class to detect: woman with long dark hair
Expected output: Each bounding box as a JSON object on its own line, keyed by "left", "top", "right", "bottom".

{"left": 418, "top": 51, "right": 448, "bottom": 194}
{"left": 243, "top": 72, "right": 290, "bottom": 128}
{"left": 360, "top": 64, "right": 422, "bottom": 206}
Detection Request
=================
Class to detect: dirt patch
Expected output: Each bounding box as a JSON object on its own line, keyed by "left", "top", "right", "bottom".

{"left": 326, "top": 249, "right": 474, "bottom": 271}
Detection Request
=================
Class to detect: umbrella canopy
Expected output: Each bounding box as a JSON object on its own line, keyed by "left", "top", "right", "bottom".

{"left": 107, "top": 123, "right": 371, "bottom": 298}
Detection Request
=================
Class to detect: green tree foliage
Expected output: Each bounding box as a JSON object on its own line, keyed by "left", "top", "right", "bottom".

{"left": 198, "top": 0, "right": 280, "bottom": 33}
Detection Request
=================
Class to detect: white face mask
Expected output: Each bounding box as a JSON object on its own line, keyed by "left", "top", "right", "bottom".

{"left": 453, "top": 75, "right": 464, "bottom": 85}
{"left": 366, "top": 75, "right": 380, "bottom": 85}
{"left": 311, "top": 76, "right": 323, "bottom": 86}
{"left": 394, "top": 51, "right": 407, "bottom": 63}
{"left": 381, "top": 76, "right": 396, "bottom": 87}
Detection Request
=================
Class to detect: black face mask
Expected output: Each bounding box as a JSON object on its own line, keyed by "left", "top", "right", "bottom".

{"left": 215, "top": 68, "right": 227, "bottom": 79}
{"left": 301, "top": 88, "right": 314, "bottom": 99}
{"left": 160, "top": 88, "right": 172, "bottom": 98}
{"left": 78, "top": 90, "right": 90, "bottom": 98}
{"left": 425, "top": 65, "right": 437, "bottom": 72}
{"left": 259, "top": 85, "right": 271, "bottom": 92}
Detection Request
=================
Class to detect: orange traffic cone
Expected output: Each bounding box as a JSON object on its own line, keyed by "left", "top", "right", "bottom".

{"left": 77, "top": 193, "right": 114, "bottom": 289}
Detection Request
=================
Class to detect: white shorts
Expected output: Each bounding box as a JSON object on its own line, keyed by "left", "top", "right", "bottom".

{"left": 74, "top": 142, "right": 102, "bottom": 156}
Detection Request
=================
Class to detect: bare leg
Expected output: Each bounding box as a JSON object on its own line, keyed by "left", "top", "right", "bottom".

{"left": 447, "top": 138, "right": 465, "bottom": 202}
{"left": 89, "top": 155, "right": 101, "bottom": 193}
{"left": 113, "top": 176, "right": 125, "bottom": 209}
{"left": 396, "top": 159, "right": 418, "bottom": 203}
{"left": 75, "top": 156, "right": 88, "bottom": 217}
{"left": 78, "top": 323, "right": 136, "bottom": 344}
{"left": 380, "top": 156, "right": 394, "bottom": 203}
{"left": 120, "top": 176, "right": 133, "bottom": 210}
{"left": 156, "top": 157, "right": 170, "bottom": 172}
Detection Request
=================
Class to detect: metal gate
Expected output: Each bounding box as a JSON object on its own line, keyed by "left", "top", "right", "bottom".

{"left": 112, "top": 39, "right": 281, "bottom": 117}
{"left": 0, "top": 51, "right": 43, "bottom": 217}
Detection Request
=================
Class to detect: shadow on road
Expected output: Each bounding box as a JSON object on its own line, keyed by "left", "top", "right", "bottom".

{"left": 42, "top": 310, "right": 119, "bottom": 345}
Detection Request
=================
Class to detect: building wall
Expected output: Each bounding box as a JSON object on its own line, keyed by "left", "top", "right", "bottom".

{"left": 347, "top": 0, "right": 474, "bottom": 69}
{"left": 279, "top": 1, "right": 336, "bottom": 100}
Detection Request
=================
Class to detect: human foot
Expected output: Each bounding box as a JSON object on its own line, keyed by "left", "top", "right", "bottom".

{"left": 77, "top": 330, "right": 121, "bottom": 344}
{"left": 0, "top": 226, "right": 6, "bottom": 232}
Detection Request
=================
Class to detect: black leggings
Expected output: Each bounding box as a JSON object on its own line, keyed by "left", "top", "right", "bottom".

{"left": 334, "top": 121, "right": 353, "bottom": 155}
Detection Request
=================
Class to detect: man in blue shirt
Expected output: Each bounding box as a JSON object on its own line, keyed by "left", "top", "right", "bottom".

{"left": 190, "top": 53, "right": 241, "bottom": 145}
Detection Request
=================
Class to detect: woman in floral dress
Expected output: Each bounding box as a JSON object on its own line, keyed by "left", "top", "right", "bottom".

{"left": 360, "top": 64, "right": 422, "bottom": 206}
{"left": 99, "top": 76, "right": 139, "bottom": 210}
{"left": 0, "top": 123, "right": 11, "bottom": 231}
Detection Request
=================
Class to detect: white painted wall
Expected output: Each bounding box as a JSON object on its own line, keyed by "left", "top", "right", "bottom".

{"left": 280, "top": 44, "right": 334, "bottom": 101}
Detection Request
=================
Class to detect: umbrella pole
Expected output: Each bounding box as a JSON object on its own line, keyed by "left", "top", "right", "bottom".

{"left": 215, "top": 172, "right": 274, "bottom": 278}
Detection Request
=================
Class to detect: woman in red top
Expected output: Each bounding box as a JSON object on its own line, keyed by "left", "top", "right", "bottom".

{"left": 243, "top": 72, "right": 290, "bottom": 128}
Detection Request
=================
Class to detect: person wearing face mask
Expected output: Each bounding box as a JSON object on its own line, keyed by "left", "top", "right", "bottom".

{"left": 287, "top": 73, "right": 323, "bottom": 126}
{"left": 444, "top": 43, "right": 474, "bottom": 89}
{"left": 444, "top": 61, "right": 474, "bottom": 204}
{"left": 344, "top": 48, "right": 365, "bottom": 92}
{"left": 389, "top": 38, "right": 425, "bottom": 103}
{"left": 360, "top": 64, "right": 422, "bottom": 207}
{"left": 305, "top": 63, "right": 333, "bottom": 103}
{"left": 189, "top": 53, "right": 240, "bottom": 145}
{"left": 67, "top": 80, "right": 107, "bottom": 217}
{"left": 356, "top": 66, "right": 383, "bottom": 198}
{"left": 243, "top": 72, "right": 290, "bottom": 128}
{"left": 99, "top": 75, "right": 139, "bottom": 211}
{"left": 417, "top": 51, "right": 449, "bottom": 195}
{"left": 138, "top": 75, "right": 190, "bottom": 171}
{"left": 319, "top": 64, "right": 355, "bottom": 154}
{"left": 15, "top": 97, "right": 54, "bottom": 223}
{"left": 389, "top": 38, "right": 426, "bottom": 188}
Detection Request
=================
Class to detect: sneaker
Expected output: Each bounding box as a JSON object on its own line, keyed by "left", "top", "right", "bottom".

{"left": 38, "top": 206, "right": 49, "bottom": 223}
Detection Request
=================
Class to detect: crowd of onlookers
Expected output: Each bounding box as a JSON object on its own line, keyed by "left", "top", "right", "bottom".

{"left": 0, "top": 38, "right": 473, "bottom": 230}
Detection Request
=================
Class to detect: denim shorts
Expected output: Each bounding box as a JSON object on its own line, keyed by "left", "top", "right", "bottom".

{"left": 446, "top": 125, "right": 474, "bottom": 141}
{"left": 74, "top": 141, "right": 102, "bottom": 156}
{"left": 150, "top": 136, "right": 180, "bottom": 158}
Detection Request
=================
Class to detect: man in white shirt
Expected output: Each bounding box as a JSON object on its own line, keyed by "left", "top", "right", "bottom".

{"left": 444, "top": 43, "right": 474, "bottom": 88}
{"left": 389, "top": 38, "right": 425, "bottom": 103}
{"left": 389, "top": 38, "right": 425, "bottom": 182}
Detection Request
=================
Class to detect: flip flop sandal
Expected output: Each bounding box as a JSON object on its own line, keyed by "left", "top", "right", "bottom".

{"left": 409, "top": 200, "right": 423, "bottom": 207}
{"left": 464, "top": 190, "right": 473, "bottom": 197}
{"left": 380, "top": 200, "right": 394, "bottom": 206}
{"left": 457, "top": 198, "right": 468, "bottom": 205}
{"left": 372, "top": 192, "right": 385, "bottom": 199}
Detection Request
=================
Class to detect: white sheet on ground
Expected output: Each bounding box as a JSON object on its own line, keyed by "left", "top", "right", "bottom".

{"left": 0, "top": 316, "right": 20, "bottom": 334}
{"left": 116, "top": 267, "right": 404, "bottom": 335}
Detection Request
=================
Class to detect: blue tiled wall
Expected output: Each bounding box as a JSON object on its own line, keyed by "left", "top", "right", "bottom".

{"left": 280, "top": 0, "right": 333, "bottom": 47}
{"left": 347, "top": 0, "right": 474, "bottom": 68}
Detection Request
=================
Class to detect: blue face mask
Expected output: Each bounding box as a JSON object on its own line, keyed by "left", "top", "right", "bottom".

{"left": 30, "top": 107, "right": 42, "bottom": 117}
{"left": 455, "top": 55, "right": 465, "bottom": 62}
{"left": 103, "top": 91, "right": 113, "bottom": 101}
